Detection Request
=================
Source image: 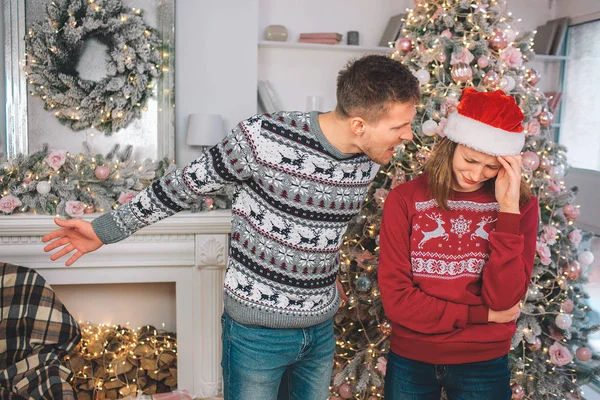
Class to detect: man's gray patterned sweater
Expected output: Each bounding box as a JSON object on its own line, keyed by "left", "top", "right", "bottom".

{"left": 92, "top": 111, "right": 378, "bottom": 328}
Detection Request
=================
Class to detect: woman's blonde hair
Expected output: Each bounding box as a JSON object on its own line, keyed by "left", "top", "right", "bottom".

{"left": 425, "top": 137, "right": 532, "bottom": 210}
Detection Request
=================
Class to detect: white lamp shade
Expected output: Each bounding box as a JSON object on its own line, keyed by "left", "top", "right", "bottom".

{"left": 186, "top": 114, "right": 226, "bottom": 146}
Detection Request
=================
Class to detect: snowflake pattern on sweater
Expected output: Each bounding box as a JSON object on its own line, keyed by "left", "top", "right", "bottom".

{"left": 92, "top": 111, "right": 378, "bottom": 328}
{"left": 411, "top": 199, "right": 500, "bottom": 280}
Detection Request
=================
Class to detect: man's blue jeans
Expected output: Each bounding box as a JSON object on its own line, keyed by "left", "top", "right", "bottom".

{"left": 221, "top": 312, "right": 335, "bottom": 400}
{"left": 384, "top": 351, "right": 511, "bottom": 400}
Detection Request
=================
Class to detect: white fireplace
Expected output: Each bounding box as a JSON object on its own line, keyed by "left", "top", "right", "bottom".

{"left": 0, "top": 210, "right": 232, "bottom": 397}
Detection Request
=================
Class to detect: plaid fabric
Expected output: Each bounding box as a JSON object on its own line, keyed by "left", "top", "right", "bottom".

{"left": 0, "top": 263, "right": 81, "bottom": 399}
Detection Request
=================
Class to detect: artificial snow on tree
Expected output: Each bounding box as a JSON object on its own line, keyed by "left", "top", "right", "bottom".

{"left": 24, "top": 0, "right": 164, "bottom": 134}
{"left": 332, "top": 1, "right": 599, "bottom": 399}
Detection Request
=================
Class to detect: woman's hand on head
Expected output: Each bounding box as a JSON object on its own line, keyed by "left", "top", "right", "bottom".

{"left": 495, "top": 154, "right": 522, "bottom": 214}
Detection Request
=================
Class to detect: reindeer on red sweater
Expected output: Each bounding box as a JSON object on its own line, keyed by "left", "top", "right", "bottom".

{"left": 418, "top": 212, "right": 449, "bottom": 249}
{"left": 470, "top": 216, "right": 497, "bottom": 241}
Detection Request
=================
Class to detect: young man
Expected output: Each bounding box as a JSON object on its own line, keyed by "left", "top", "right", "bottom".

{"left": 42, "top": 54, "right": 420, "bottom": 400}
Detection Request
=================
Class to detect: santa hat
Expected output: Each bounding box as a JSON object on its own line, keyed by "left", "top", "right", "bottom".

{"left": 443, "top": 88, "right": 525, "bottom": 156}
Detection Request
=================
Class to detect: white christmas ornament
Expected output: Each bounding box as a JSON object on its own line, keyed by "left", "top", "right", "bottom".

{"left": 36, "top": 181, "right": 51, "bottom": 195}
{"left": 578, "top": 250, "right": 595, "bottom": 266}
{"left": 422, "top": 120, "right": 438, "bottom": 136}
{"left": 550, "top": 165, "right": 566, "bottom": 179}
{"left": 499, "top": 76, "right": 516, "bottom": 92}
{"left": 555, "top": 313, "right": 572, "bottom": 330}
{"left": 414, "top": 69, "right": 431, "bottom": 85}
{"left": 504, "top": 28, "right": 517, "bottom": 42}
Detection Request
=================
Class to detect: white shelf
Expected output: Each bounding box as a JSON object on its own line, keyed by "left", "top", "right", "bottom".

{"left": 258, "top": 40, "right": 390, "bottom": 53}
{"left": 532, "top": 54, "right": 569, "bottom": 61}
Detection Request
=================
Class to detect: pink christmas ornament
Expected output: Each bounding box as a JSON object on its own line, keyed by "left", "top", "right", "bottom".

{"left": 539, "top": 158, "right": 551, "bottom": 170}
{"left": 578, "top": 250, "right": 595, "bottom": 266}
{"left": 528, "top": 337, "right": 542, "bottom": 351}
{"left": 477, "top": 55, "right": 490, "bottom": 68}
{"left": 538, "top": 111, "right": 554, "bottom": 127}
{"left": 563, "top": 299, "right": 575, "bottom": 313}
{"left": 483, "top": 70, "right": 500, "bottom": 87}
{"left": 395, "top": 38, "right": 413, "bottom": 53}
{"left": 437, "top": 52, "right": 447, "bottom": 62}
{"left": 525, "top": 68, "right": 541, "bottom": 86}
{"left": 563, "top": 204, "right": 580, "bottom": 222}
{"left": 576, "top": 346, "right": 592, "bottom": 362}
{"left": 488, "top": 30, "right": 508, "bottom": 50}
{"left": 94, "top": 165, "right": 110, "bottom": 180}
{"left": 204, "top": 197, "right": 214, "bottom": 208}
{"left": 338, "top": 383, "right": 353, "bottom": 399}
{"left": 511, "top": 383, "right": 525, "bottom": 400}
{"left": 563, "top": 260, "right": 582, "bottom": 280}
{"left": 521, "top": 151, "right": 540, "bottom": 170}
{"left": 451, "top": 62, "right": 472, "bottom": 83}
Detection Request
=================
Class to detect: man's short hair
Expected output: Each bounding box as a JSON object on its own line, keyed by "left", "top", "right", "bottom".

{"left": 335, "top": 55, "right": 421, "bottom": 122}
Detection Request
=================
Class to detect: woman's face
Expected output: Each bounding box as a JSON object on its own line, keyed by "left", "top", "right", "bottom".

{"left": 451, "top": 144, "right": 501, "bottom": 192}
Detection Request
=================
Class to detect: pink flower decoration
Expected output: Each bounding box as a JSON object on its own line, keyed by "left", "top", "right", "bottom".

{"left": 569, "top": 229, "right": 582, "bottom": 247}
{"left": 437, "top": 117, "right": 448, "bottom": 137}
{"left": 356, "top": 250, "right": 376, "bottom": 269}
{"left": 65, "top": 200, "right": 85, "bottom": 218}
{"left": 441, "top": 29, "right": 452, "bottom": 39}
{"left": 499, "top": 46, "right": 524, "bottom": 68}
{"left": 374, "top": 188, "right": 389, "bottom": 207}
{"left": 391, "top": 173, "right": 406, "bottom": 190}
{"left": 118, "top": 191, "right": 136, "bottom": 204}
{"left": 45, "top": 150, "right": 67, "bottom": 171}
{"left": 450, "top": 47, "right": 474, "bottom": 65}
{"left": 441, "top": 98, "right": 459, "bottom": 117}
{"left": 0, "top": 195, "right": 22, "bottom": 214}
{"left": 549, "top": 342, "right": 573, "bottom": 366}
{"left": 536, "top": 241, "right": 551, "bottom": 265}
{"left": 541, "top": 225, "right": 558, "bottom": 245}
{"left": 376, "top": 356, "right": 387, "bottom": 376}
{"left": 524, "top": 119, "right": 541, "bottom": 136}
{"left": 549, "top": 180, "right": 561, "bottom": 193}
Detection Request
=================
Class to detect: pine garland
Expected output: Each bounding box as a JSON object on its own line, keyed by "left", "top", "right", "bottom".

{"left": 23, "top": 0, "right": 164, "bottom": 135}
{"left": 0, "top": 143, "right": 229, "bottom": 217}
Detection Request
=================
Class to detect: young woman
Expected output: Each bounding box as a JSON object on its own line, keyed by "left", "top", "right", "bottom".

{"left": 378, "top": 88, "right": 539, "bottom": 400}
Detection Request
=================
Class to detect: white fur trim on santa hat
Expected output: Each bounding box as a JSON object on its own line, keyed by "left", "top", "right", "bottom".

{"left": 443, "top": 112, "right": 525, "bottom": 156}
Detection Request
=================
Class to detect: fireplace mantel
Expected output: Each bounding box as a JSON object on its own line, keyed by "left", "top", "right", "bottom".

{"left": 0, "top": 210, "right": 232, "bottom": 397}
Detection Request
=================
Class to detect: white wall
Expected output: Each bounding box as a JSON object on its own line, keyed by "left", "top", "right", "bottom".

{"left": 175, "top": 0, "right": 258, "bottom": 166}
{"left": 53, "top": 282, "right": 177, "bottom": 331}
{"left": 555, "top": 0, "right": 600, "bottom": 20}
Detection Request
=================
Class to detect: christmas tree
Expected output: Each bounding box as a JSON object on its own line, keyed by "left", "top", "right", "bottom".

{"left": 331, "top": 1, "right": 599, "bottom": 399}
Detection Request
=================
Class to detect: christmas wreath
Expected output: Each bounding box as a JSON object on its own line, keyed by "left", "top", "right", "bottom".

{"left": 23, "top": 0, "right": 164, "bottom": 135}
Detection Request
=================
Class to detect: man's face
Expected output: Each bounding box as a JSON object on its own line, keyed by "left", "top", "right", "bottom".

{"left": 358, "top": 101, "right": 416, "bottom": 165}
